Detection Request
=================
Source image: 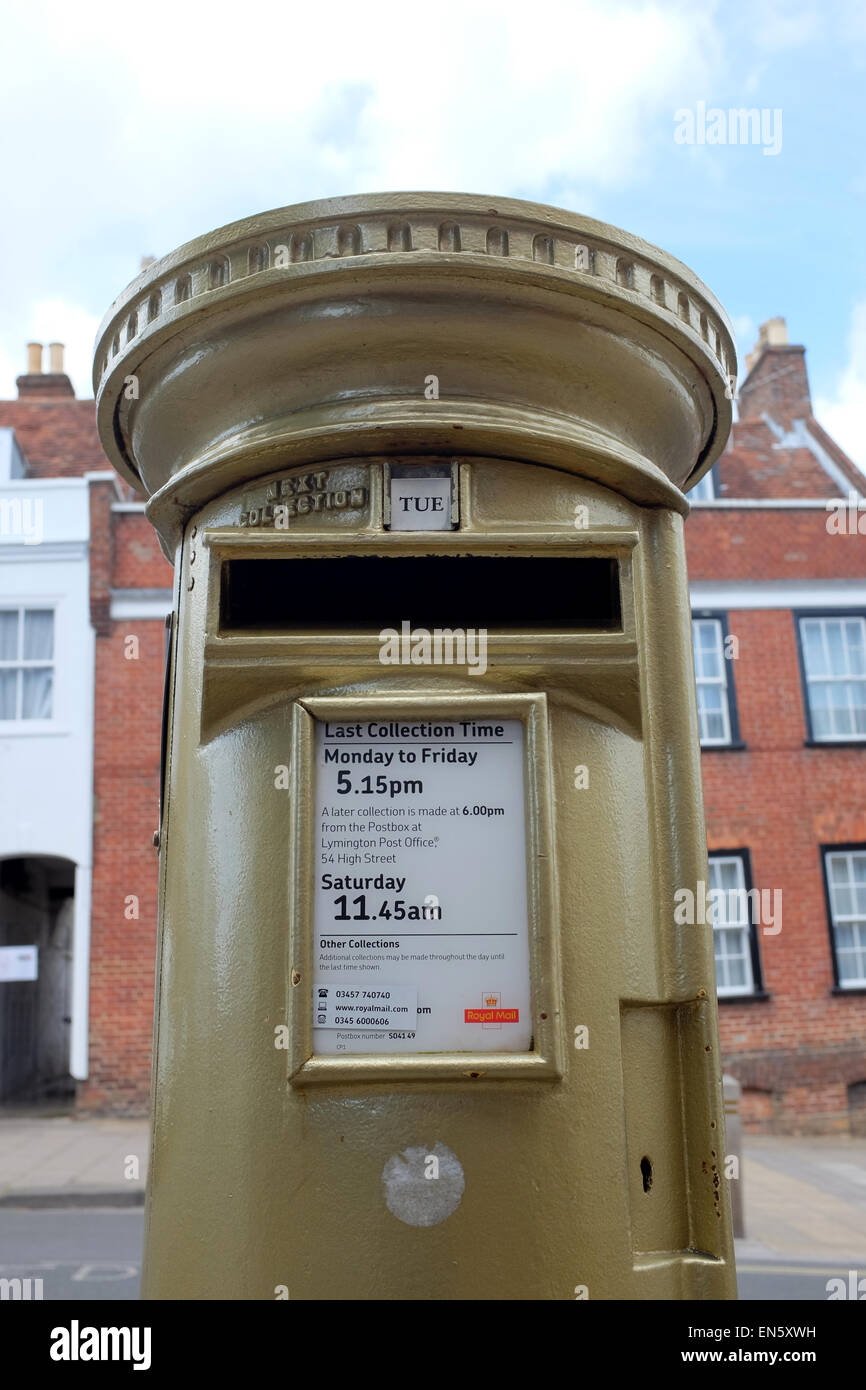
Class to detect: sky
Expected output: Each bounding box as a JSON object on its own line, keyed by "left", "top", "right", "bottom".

{"left": 1, "top": 0, "right": 864, "bottom": 463}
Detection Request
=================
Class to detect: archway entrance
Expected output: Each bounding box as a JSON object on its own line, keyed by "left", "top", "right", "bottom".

{"left": 0, "top": 856, "right": 75, "bottom": 1104}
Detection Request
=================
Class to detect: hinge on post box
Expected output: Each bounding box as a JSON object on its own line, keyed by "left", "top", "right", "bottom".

{"left": 156, "top": 609, "right": 174, "bottom": 849}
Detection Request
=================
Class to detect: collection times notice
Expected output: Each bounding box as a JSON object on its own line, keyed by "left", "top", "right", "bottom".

{"left": 312, "top": 718, "right": 532, "bottom": 1055}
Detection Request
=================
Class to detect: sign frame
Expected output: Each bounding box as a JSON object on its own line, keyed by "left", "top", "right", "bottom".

{"left": 383, "top": 459, "right": 459, "bottom": 530}
{"left": 0, "top": 945, "right": 39, "bottom": 981}
{"left": 288, "top": 692, "right": 563, "bottom": 1086}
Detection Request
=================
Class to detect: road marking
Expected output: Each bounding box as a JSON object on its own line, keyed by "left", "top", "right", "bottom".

{"left": 738, "top": 1261, "right": 862, "bottom": 1276}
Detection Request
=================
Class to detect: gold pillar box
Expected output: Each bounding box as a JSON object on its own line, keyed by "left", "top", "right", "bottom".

{"left": 95, "top": 193, "right": 737, "bottom": 1300}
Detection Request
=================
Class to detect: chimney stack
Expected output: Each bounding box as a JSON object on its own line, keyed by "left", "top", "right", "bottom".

{"left": 738, "top": 316, "right": 811, "bottom": 431}
{"left": 17, "top": 340, "right": 75, "bottom": 399}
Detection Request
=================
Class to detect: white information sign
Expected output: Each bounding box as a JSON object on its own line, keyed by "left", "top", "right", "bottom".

{"left": 0, "top": 945, "right": 38, "bottom": 981}
{"left": 313, "top": 718, "right": 531, "bottom": 1055}
{"left": 388, "top": 476, "right": 451, "bottom": 530}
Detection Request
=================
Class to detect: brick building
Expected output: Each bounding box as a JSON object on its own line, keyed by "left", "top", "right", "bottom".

{"left": 83, "top": 484, "right": 171, "bottom": 1113}
{"left": 0, "top": 318, "right": 864, "bottom": 1129}
{"left": 686, "top": 318, "right": 866, "bottom": 1133}
{"left": 0, "top": 347, "right": 171, "bottom": 1113}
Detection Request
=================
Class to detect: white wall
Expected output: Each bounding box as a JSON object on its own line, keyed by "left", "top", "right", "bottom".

{"left": 0, "top": 470, "right": 96, "bottom": 1079}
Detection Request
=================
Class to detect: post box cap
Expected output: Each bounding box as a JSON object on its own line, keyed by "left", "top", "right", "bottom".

{"left": 93, "top": 192, "right": 735, "bottom": 549}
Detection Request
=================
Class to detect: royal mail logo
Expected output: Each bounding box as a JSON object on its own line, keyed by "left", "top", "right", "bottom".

{"left": 466, "top": 991, "right": 518, "bottom": 1025}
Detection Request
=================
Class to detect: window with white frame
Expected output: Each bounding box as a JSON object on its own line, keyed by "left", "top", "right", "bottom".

{"left": 799, "top": 615, "right": 866, "bottom": 741}
{"left": 693, "top": 617, "right": 732, "bottom": 744}
{"left": 824, "top": 849, "right": 866, "bottom": 988}
{"left": 0, "top": 607, "right": 54, "bottom": 720}
{"left": 690, "top": 469, "right": 715, "bottom": 501}
{"left": 709, "top": 853, "right": 757, "bottom": 996}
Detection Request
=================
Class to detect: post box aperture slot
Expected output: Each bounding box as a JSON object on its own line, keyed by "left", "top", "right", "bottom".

{"left": 220, "top": 556, "right": 621, "bottom": 632}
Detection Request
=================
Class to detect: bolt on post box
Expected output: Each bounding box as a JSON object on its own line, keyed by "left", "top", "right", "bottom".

{"left": 95, "top": 193, "right": 738, "bottom": 1300}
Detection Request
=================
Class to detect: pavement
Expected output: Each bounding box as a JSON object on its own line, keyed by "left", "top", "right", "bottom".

{"left": 0, "top": 1116, "right": 864, "bottom": 1266}
{"left": 0, "top": 1114, "right": 149, "bottom": 1207}
{"left": 736, "top": 1133, "right": 866, "bottom": 1269}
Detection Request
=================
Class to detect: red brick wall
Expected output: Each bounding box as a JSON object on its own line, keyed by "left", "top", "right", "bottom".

{"left": 78, "top": 613, "right": 165, "bottom": 1114}
{"left": 690, "top": 497, "right": 866, "bottom": 1132}
{"left": 737, "top": 345, "right": 811, "bottom": 432}
{"left": 88, "top": 481, "right": 114, "bottom": 636}
{"left": 0, "top": 399, "right": 129, "bottom": 485}
{"left": 112, "top": 513, "right": 173, "bottom": 589}
{"left": 686, "top": 507, "right": 865, "bottom": 581}
{"left": 79, "top": 495, "right": 172, "bottom": 1113}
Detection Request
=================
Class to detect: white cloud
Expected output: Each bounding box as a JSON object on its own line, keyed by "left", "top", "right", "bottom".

{"left": 31, "top": 301, "right": 101, "bottom": 400}
{"left": 16, "top": 0, "right": 716, "bottom": 199}
{"left": 0, "top": 301, "right": 100, "bottom": 401}
{"left": 0, "top": 1, "right": 725, "bottom": 237}
{"left": 0, "top": 0, "right": 726, "bottom": 400}
{"left": 815, "top": 300, "right": 866, "bottom": 470}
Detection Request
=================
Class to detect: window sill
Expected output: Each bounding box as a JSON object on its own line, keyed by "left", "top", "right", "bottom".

{"left": 831, "top": 985, "right": 866, "bottom": 997}
{"left": 0, "top": 723, "right": 68, "bottom": 736}
{"left": 700, "top": 741, "right": 747, "bottom": 752}
{"left": 718, "top": 990, "right": 770, "bottom": 1004}
{"left": 804, "top": 739, "right": 866, "bottom": 749}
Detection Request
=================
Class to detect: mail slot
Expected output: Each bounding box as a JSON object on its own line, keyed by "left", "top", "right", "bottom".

{"left": 95, "top": 192, "right": 738, "bottom": 1300}
{"left": 220, "top": 555, "right": 622, "bottom": 631}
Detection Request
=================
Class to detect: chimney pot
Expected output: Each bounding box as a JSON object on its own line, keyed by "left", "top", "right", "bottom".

{"left": 17, "top": 340, "right": 75, "bottom": 399}
{"left": 758, "top": 316, "right": 788, "bottom": 348}
{"left": 740, "top": 316, "right": 810, "bottom": 427}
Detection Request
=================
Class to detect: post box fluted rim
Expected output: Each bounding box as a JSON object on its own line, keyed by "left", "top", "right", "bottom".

{"left": 93, "top": 191, "right": 736, "bottom": 537}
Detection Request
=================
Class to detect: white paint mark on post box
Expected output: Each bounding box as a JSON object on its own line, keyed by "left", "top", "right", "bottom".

{"left": 382, "top": 1143, "right": 465, "bottom": 1226}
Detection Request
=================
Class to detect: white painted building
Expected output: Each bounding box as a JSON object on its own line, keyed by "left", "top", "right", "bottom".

{"left": 0, "top": 423, "right": 115, "bottom": 1098}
